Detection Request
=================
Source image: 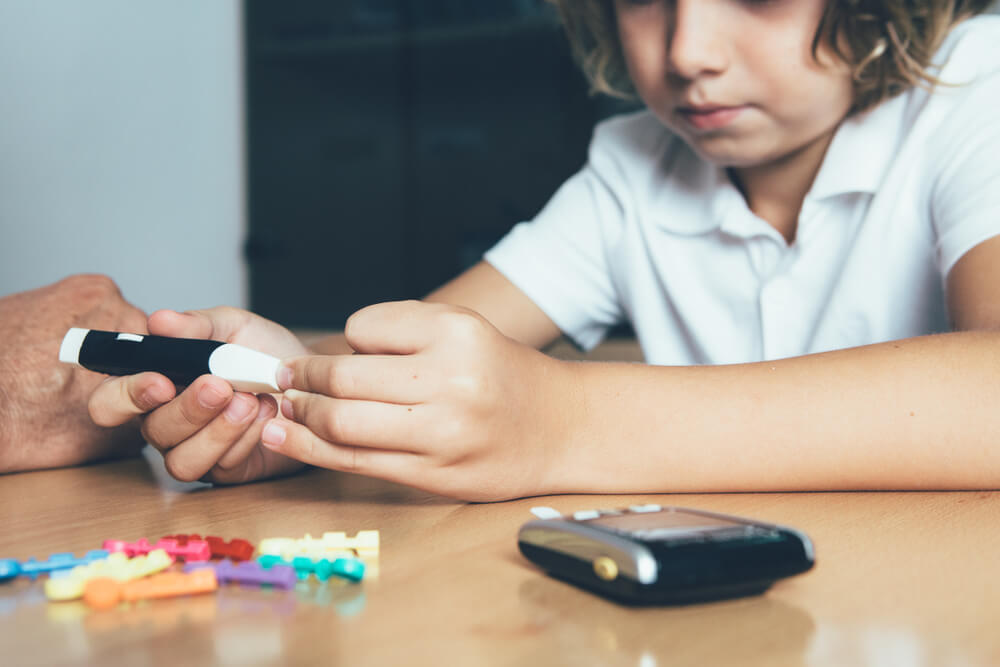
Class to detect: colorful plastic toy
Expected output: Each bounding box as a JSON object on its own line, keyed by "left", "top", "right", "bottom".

{"left": 184, "top": 559, "right": 297, "bottom": 589}
{"left": 0, "top": 550, "right": 109, "bottom": 581}
{"left": 103, "top": 537, "right": 210, "bottom": 562}
{"left": 0, "top": 559, "right": 20, "bottom": 582}
{"left": 83, "top": 569, "right": 218, "bottom": 610}
{"left": 162, "top": 535, "right": 255, "bottom": 561}
{"left": 258, "top": 530, "right": 379, "bottom": 561}
{"left": 45, "top": 549, "right": 174, "bottom": 601}
{"left": 258, "top": 554, "right": 365, "bottom": 582}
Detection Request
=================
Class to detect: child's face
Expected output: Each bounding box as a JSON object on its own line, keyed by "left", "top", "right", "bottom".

{"left": 614, "top": 0, "right": 854, "bottom": 169}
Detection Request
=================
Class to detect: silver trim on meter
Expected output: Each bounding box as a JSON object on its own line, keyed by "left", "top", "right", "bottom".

{"left": 518, "top": 519, "right": 659, "bottom": 585}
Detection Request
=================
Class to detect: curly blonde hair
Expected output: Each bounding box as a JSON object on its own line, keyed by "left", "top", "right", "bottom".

{"left": 550, "top": 0, "right": 995, "bottom": 113}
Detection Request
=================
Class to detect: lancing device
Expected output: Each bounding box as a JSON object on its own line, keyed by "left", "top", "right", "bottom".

{"left": 59, "top": 328, "right": 281, "bottom": 393}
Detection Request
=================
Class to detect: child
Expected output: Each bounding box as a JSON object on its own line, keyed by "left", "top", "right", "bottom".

{"left": 89, "top": 0, "right": 1000, "bottom": 500}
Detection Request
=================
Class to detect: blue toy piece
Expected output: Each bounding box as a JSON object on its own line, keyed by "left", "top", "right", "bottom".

{"left": 7, "top": 550, "right": 109, "bottom": 580}
{"left": 0, "top": 559, "right": 20, "bottom": 582}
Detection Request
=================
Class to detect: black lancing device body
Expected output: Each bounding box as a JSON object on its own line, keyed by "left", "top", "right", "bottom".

{"left": 60, "top": 327, "right": 282, "bottom": 393}
{"left": 77, "top": 330, "right": 224, "bottom": 387}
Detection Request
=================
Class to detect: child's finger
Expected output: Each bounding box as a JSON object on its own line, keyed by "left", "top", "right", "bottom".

{"left": 260, "top": 416, "right": 421, "bottom": 484}
{"left": 213, "top": 393, "right": 278, "bottom": 472}
{"left": 147, "top": 309, "right": 215, "bottom": 339}
{"left": 139, "top": 375, "right": 235, "bottom": 451}
{"left": 157, "top": 392, "right": 261, "bottom": 482}
{"left": 278, "top": 389, "right": 429, "bottom": 452}
{"left": 88, "top": 372, "right": 176, "bottom": 427}
{"left": 148, "top": 306, "right": 251, "bottom": 343}
{"left": 279, "top": 355, "right": 428, "bottom": 404}
{"left": 344, "top": 300, "right": 456, "bottom": 355}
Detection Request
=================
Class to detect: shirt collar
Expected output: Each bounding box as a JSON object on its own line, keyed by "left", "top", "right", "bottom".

{"left": 649, "top": 140, "right": 743, "bottom": 236}
{"left": 806, "top": 92, "right": 908, "bottom": 201}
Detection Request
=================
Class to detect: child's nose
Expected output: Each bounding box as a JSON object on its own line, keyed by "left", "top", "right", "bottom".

{"left": 666, "top": 0, "right": 729, "bottom": 80}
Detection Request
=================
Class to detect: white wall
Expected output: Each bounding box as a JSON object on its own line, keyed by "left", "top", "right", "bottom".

{"left": 0, "top": 1, "right": 245, "bottom": 313}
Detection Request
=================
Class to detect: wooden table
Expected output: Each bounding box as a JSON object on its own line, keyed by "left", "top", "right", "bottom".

{"left": 1, "top": 454, "right": 998, "bottom": 666}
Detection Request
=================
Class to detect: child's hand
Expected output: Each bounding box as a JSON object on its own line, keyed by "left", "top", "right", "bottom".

{"left": 261, "top": 300, "right": 580, "bottom": 501}
{"left": 87, "top": 307, "right": 309, "bottom": 484}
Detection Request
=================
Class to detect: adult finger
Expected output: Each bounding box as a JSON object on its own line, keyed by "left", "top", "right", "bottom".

{"left": 139, "top": 375, "right": 235, "bottom": 451}
{"left": 278, "top": 389, "right": 431, "bottom": 452}
{"left": 159, "top": 391, "right": 262, "bottom": 482}
{"left": 279, "top": 354, "right": 429, "bottom": 404}
{"left": 89, "top": 372, "right": 176, "bottom": 427}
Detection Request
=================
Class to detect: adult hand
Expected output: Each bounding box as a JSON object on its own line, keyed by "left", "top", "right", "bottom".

{"left": 0, "top": 274, "right": 148, "bottom": 472}
{"left": 87, "top": 306, "right": 309, "bottom": 485}
{"left": 261, "top": 300, "right": 581, "bottom": 501}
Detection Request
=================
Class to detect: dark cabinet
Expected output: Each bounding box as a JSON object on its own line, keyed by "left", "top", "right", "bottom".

{"left": 245, "top": 1, "right": 628, "bottom": 328}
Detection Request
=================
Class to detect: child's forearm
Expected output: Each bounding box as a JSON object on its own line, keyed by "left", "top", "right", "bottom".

{"left": 556, "top": 331, "right": 1000, "bottom": 493}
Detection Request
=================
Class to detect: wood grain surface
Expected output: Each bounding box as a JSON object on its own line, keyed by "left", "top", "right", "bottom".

{"left": 1, "top": 453, "right": 998, "bottom": 666}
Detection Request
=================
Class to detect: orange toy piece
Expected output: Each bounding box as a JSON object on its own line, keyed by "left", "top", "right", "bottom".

{"left": 83, "top": 578, "right": 122, "bottom": 611}
{"left": 82, "top": 569, "right": 218, "bottom": 610}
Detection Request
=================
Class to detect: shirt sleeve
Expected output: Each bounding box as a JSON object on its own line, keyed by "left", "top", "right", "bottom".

{"left": 484, "top": 129, "right": 629, "bottom": 351}
{"left": 931, "top": 69, "right": 1000, "bottom": 276}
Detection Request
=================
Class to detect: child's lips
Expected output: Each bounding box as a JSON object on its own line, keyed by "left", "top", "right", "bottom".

{"left": 676, "top": 105, "right": 747, "bottom": 130}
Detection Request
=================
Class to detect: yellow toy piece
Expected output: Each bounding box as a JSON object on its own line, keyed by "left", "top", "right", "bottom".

{"left": 45, "top": 549, "right": 173, "bottom": 601}
{"left": 258, "top": 530, "right": 379, "bottom": 561}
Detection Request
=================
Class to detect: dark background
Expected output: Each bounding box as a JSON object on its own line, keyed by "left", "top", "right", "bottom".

{"left": 244, "top": 0, "right": 636, "bottom": 329}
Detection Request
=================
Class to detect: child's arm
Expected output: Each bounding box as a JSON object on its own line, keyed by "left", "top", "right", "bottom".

{"left": 266, "top": 239, "right": 1000, "bottom": 500}
{"left": 558, "top": 235, "right": 1000, "bottom": 493}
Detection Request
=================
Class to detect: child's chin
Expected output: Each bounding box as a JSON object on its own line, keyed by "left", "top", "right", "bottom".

{"left": 687, "top": 140, "right": 771, "bottom": 171}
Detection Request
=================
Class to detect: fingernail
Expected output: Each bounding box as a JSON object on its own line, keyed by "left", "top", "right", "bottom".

{"left": 198, "top": 383, "right": 228, "bottom": 409}
{"left": 277, "top": 366, "right": 293, "bottom": 390}
{"left": 261, "top": 421, "right": 286, "bottom": 448}
{"left": 281, "top": 397, "right": 294, "bottom": 420}
{"left": 223, "top": 395, "right": 254, "bottom": 423}
{"left": 256, "top": 394, "right": 278, "bottom": 421}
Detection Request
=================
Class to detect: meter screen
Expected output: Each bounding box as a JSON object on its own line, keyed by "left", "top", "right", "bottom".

{"left": 587, "top": 509, "right": 746, "bottom": 538}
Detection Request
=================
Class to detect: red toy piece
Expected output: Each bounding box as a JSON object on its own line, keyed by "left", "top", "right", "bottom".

{"left": 163, "top": 535, "right": 254, "bottom": 561}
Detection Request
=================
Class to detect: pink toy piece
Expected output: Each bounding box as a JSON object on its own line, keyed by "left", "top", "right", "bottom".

{"left": 103, "top": 538, "right": 210, "bottom": 562}
{"left": 185, "top": 559, "right": 297, "bottom": 589}
{"left": 103, "top": 538, "right": 153, "bottom": 557}
{"left": 155, "top": 538, "right": 211, "bottom": 562}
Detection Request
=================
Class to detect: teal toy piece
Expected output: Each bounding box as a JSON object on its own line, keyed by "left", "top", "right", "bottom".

{"left": 322, "top": 557, "right": 365, "bottom": 582}
{"left": 258, "top": 554, "right": 365, "bottom": 582}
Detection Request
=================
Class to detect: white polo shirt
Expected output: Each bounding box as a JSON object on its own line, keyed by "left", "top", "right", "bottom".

{"left": 484, "top": 16, "right": 1000, "bottom": 364}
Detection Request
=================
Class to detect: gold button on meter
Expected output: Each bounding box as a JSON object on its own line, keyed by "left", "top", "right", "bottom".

{"left": 593, "top": 556, "right": 619, "bottom": 581}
